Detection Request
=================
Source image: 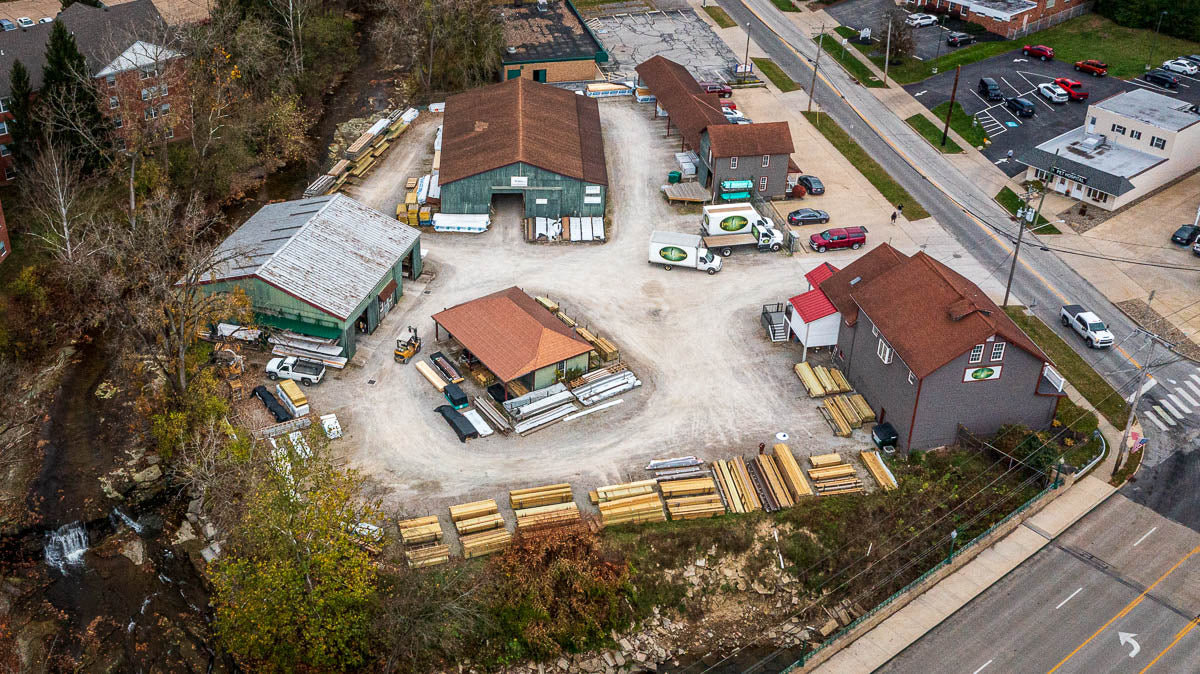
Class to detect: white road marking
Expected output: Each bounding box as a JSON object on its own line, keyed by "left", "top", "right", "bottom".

{"left": 1146, "top": 410, "right": 1168, "bottom": 431}
{"left": 1187, "top": 380, "right": 1200, "bottom": 398}
{"left": 1000, "top": 76, "right": 1023, "bottom": 94}
{"left": 1159, "top": 398, "right": 1183, "bottom": 419}
{"left": 1118, "top": 632, "right": 1141, "bottom": 658}
{"left": 1168, "top": 394, "right": 1192, "bottom": 413}
{"left": 914, "top": 90, "right": 928, "bottom": 97}
{"left": 1152, "top": 404, "right": 1176, "bottom": 425}
{"left": 1055, "top": 587, "right": 1083, "bottom": 609}
{"left": 973, "top": 660, "right": 994, "bottom": 674}
{"left": 1128, "top": 378, "right": 1158, "bottom": 402}
{"left": 1176, "top": 388, "right": 1198, "bottom": 406}
{"left": 1127, "top": 78, "right": 1180, "bottom": 95}
{"left": 1190, "top": 373, "right": 1200, "bottom": 386}
{"left": 1133, "top": 526, "right": 1158, "bottom": 547}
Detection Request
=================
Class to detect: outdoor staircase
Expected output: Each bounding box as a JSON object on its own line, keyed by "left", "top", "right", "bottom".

{"left": 761, "top": 304, "right": 788, "bottom": 343}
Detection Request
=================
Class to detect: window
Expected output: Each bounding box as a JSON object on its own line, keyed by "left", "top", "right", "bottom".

{"left": 991, "top": 342, "right": 1006, "bottom": 361}
{"left": 908, "top": 370, "right": 916, "bottom": 385}
{"left": 109, "top": 95, "right": 119, "bottom": 109}
{"left": 1046, "top": 0, "right": 1054, "bottom": 6}
{"left": 730, "top": 156, "right": 738, "bottom": 170}
{"left": 116, "top": 137, "right": 126, "bottom": 151}
{"left": 161, "top": 83, "right": 168, "bottom": 97}
{"left": 113, "top": 116, "right": 123, "bottom": 129}
{"left": 1111, "top": 124, "right": 1126, "bottom": 135}
{"left": 0, "top": 144, "right": 9, "bottom": 157}
{"left": 0, "top": 121, "right": 8, "bottom": 137}
{"left": 141, "top": 87, "right": 151, "bottom": 100}
{"left": 106, "top": 74, "right": 116, "bottom": 87}
{"left": 1129, "top": 130, "right": 1141, "bottom": 140}
{"left": 1089, "top": 117, "right": 1096, "bottom": 126}
{"left": 144, "top": 106, "right": 158, "bottom": 120}
{"left": 968, "top": 344, "right": 985, "bottom": 364}
{"left": 160, "top": 103, "right": 170, "bottom": 115}
{"left": 758, "top": 176, "right": 768, "bottom": 192}
{"left": 1034, "top": 168, "right": 1049, "bottom": 181}
{"left": 139, "top": 67, "right": 157, "bottom": 80}
{"left": 1150, "top": 136, "right": 1166, "bottom": 150}
{"left": 0, "top": 97, "right": 9, "bottom": 114}
{"left": 761, "top": 155, "right": 770, "bottom": 168}
{"left": 1085, "top": 187, "right": 1108, "bottom": 203}
{"left": 165, "top": 126, "right": 174, "bottom": 140}
{"left": 4, "top": 166, "right": 15, "bottom": 181}
{"left": 877, "top": 339, "right": 893, "bottom": 365}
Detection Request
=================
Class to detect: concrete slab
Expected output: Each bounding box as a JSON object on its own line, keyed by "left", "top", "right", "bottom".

{"left": 593, "top": 8, "right": 742, "bottom": 82}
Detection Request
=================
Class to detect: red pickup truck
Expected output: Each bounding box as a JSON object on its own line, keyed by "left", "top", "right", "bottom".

{"left": 1074, "top": 59, "right": 1108, "bottom": 76}
{"left": 1053, "top": 78, "right": 1089, "bottom": 101}
{"left": 1022, "top": 44, "right": 1055, "bottom": 60}
{"left": 810, "top": 227, "right": 867, "bottom": 252}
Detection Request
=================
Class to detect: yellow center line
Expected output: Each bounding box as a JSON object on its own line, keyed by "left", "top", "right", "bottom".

{"left": 734, "top": 0, "right": 1147, "bottom": 374}
{"left": 1046, "top": 544, "right": 1200, "bottom": 673}
{"left": 1138, "top": 616, "right": 1200, "bottom": 673}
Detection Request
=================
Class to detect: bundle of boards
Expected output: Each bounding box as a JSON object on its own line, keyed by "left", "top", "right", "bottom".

{"left": 710, "top": 445, "right": 814, "bottom": 514}
{"left": 398, "top": 515, "right": 449, "bottom": 568}
{"left": 661, "top": 476, "right": 724, "bottom": 520}
{"left": 821, "top": 394, "right": 876, "bottom": 437}
{"left": 807, "top": 453, "right": 864, "bottom": 496}
{"left": 794, "top": 362, "right": 852, "bottom": 398}
{"left": 510, "top": 484, "right": 581, "bottom": 532}
{"left": 451, "top": 499, "right": 512, "bottom": 559}
{"left": 592, "top": 479, "right": 666, "bottom": 527}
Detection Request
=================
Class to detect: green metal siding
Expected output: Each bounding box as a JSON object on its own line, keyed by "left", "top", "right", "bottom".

{"left": 441, "top": 162, "right": 606, "bottom": 219}
{"left": 530, "top": 353, "right": 591, "bottom": 390}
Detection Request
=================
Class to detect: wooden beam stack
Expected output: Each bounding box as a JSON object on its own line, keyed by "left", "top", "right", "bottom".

{"left": 711, "top": 458, "right": 761, "bottom": 513}
{"left": 829, "top": 368, "right": 852, "bottom": 393}
{"left": 822, "top": 398, "right": 853, "bottom": 437}
{"left": 397, "top": 515, "right": 443, "bottom": 545}
{"left": 450, "top": 499, "right": 505, "bottom": 536}
{"left": 514, "top": 501, "right": 581, "bottom": 532}
{"left": 848, "top": 394, "right": 876, "bottom": 422}
{"left": 753, "top": 454, "right": 794, "bottom": 510}
{"left": 599, "top": 492, "right": 667, "bottom": 526}
{"left": 405, "top": 544, "right": 450, "bottom": 568}
{"left": 659, "top": 477, "right": 718, "bottom": 499}
{"left": 831, "top": 395, "right": 863, "bottom": 429}
{"left": 666, "top": 494, "right": 725, "bottom": 520}
{"left": 772, "top": 444, "right": 814, "bottom": 500}
{"left": 860, "top": 450, "right": 898, "bottom": 491}
{"left": 509, "top": 483, "right": 573, "bottom": 510}
{"left": 461, "top": 528, "right": 512, "bottom": 559}
{"left": 595, "top": 480, "right": 657, "bottom": 502}
{"left": 806, "top": 454, "right": 865, "bottom": 496}
{"left": 794, "top": 362, "right": 826, "bottom": 398}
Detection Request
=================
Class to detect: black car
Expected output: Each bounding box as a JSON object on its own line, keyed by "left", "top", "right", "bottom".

{"left": 946, "top": 32, "right": 975, "bottom": 47}
{"left": 1005, "top": 96, "right": 1036, "bottom": 117}
{"left": 797, "top": 175, "right": 825, "bottom": 195}
{"left": 1171, "top": 224, "right": 1200, "bottom": 246}
{"left": 978, "top": 77, "right": 1003, "bottom": 101}
{"left": 1144, "top": 69, "right": 1179, "bottom": 89}
{"left": 1183, "top": 54, "right": 1200, "bottom": 66}
{"left": 787, "top": 208, "right": 830, "bottom": 225}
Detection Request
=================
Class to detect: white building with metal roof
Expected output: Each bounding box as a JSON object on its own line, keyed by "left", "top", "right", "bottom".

{"left": 198, "top": 194, "right": 422, "bottom": 358}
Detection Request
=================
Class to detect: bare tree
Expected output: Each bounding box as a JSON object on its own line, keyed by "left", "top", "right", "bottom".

{"left": 21, "top": 144, "right": 105, "bottom": 271}
{"left": 266, "top": 0, "right": 315, "bottom": 77}
{"left": 877, "top": 9, "right": 916, "bottom": 65}
{"left": 373, "top": 0, "right": 504, "bottom": 94}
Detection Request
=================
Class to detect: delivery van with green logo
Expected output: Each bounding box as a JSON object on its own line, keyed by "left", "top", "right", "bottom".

{"left": 648, "top": 231, "right": 723, "bottom": 274}
{"left": 701, "top": 203, "right": 773, "bottom": 237}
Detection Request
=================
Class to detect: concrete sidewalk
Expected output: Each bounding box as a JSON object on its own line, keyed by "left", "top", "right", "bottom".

{"left": 812, "top": 475, "right": 1116, "bottom": 672}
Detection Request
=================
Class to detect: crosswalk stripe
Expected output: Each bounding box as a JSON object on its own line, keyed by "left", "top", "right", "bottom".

{"left": 1188, "top": 381, "right": 1200, "bottom": 398}
{"left": 1177, "top": 389, "right": 1199, "bottom": 406}
{"left": 1160, "top": 399, "right": 1183, "bottom": 419}
{"left": 1145, "top": 409, "right": 1169, "bottom": 431}
{"left": 1168, "top": 394, "right": 1192, "bottom": 414}
{"left": 1152, "top": 404, "right": 1177, "bottom": 425}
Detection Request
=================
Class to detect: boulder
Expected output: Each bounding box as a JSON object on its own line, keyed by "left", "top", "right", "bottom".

{"left": 120, "top": 538, "right": 146, "bottom": 566}
{"left": 132, "top": 465, "right": 162, "bottom": 485}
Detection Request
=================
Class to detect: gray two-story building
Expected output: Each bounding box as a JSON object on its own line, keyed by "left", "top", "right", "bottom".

{"left": 699, "top": 123, "right": 793, "bottom": 200}
{"left": 820, "top": 244, "right": 1064, "bottom": 451}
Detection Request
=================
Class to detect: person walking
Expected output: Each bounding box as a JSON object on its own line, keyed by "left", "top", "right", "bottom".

{"left": 896, "top": 203, "right": 904, "bottom": 215}
{"left": 758, "top": 442, "right": 766, "bottom": 455}
{"left": 890, "top": 210, "right": 898, "bottom": 224}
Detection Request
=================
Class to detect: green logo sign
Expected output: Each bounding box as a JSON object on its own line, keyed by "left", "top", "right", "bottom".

{"left": 970, "top": 367, "right": 995, "bottom": 380}
{"left": 659, "top": 246, "right": 688, "bottom": 262}
{"left": 963, "top": 365, "right": 1002, "bottom": 382}
{"left": 720, "top": 215, "right": 748, "bottom": 232}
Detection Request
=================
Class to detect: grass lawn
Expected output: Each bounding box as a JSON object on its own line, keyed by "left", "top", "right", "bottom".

{"left": 702, "top": 5, "right": 736, "bottom": 29}
{"left": 769, "top": 0, "right": 800, "bottom": 12}
{"left": 820, "top": 33, "right": 886, "bottom": 88}
{"left": 1110, "top": 442, "right": 1143, "bottom": 486}
{"left": 801, "top": 111, "right": 931, "bottom": 220}
{"left": 752, "top": 57, "right": 799, "bottom": 93}
{"left": 994, "top": 186, "right": 1062, "bottom": 234}
{"left": 930, "top": 101, "right": 988, "bottom": 148}
{"left": 905, "top": 114, "right": 963, "bottom": 153}
{"left": 1004, "top": 307, "right": 1130, "bottom": 428}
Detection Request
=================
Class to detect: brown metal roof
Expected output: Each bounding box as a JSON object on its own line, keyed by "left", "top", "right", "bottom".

{"left": 440, "top": 78, "right": 608, "bottom": 186}
{"left": 706, "top": 122, "right": 794, "bottom": 158}
{"left": 635, "top": 55, "right": 729, "bottom": 150}
{"left": 431, "top": 287, "right": 593, "bottom": 383}
{"left": 819, "top": 243, "right": 906, "bottom": 326}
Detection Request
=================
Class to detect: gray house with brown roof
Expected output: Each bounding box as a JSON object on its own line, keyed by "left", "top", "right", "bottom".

{"left": 699, "top": 122, "right": 794, "bottom": 200}
{"left": 821, "top": 244, "right": 1065, "bottom": 451}
{"left": 439, "top": 77, "right": 607, "bottom": 220}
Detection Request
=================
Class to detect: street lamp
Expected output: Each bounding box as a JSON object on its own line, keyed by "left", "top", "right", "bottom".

{"left": 947, "top": 529, "right": 958, "bottom": 560}
{"left": 1148, "top": 11, "right": 1168, "bottom": 71}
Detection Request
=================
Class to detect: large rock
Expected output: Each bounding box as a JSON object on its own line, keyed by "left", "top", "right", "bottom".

{"left": 120, "top": 538, "right": 146, "bottom": 566}
{"left": 132, "top": 465, "right": 162, "bottom": 484}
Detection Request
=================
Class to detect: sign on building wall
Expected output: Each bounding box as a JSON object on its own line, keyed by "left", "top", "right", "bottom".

{"left": 963, "top": 366, "right": 1003, "bottom": 382}
{"left": 1051, "top": 167, "right": 1087, "bottom": 185}
{"left": 584, "top": 196, "right": 602, "bottom": 204}
{"left": 585, "top": 186, "right": 601, "bottom": 194}
{"left": 510, "top": 176, "right": 529, "bottom": 187}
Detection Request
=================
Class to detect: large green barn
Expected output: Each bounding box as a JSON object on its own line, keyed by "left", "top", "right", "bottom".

{"left": 439, "top": 77, "right": 608, "bottom": 220}
{"left": 197, "top": 194, "right": 422, "bottom": 359}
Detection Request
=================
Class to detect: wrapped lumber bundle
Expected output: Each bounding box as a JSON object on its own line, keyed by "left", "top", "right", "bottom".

{"left": 514, "top": 501, "right": 581, "bottom": 531}
{"left": 794, "top": 362, "right": 826, "bottom": 397}
{"left": 455, "top": 512, "right": 505, "bottom": 535}
{"left": 659, "top": 477, "right": 716, "bottom": 499}
{"left": 599, "top": 492, "right": 666, "bottom": 527}
{"left": 406, "top": 544, "right": 450, "bottom": 568}
{"left": 595, "top": 480, "right": 657, "bottom": 503}
{"left": 666, "top": 494, "right": 725, "bottom": 520}
{"left": 848, "top": 394, "right": 876, "bottom": 422}
{"left": 712, "top": 461, "right": 745, "bottom": 513}
{"left": 509, "top": 483, "right": 572, "bottom": 510}
{"left": 461, "top": 528, "right": 511, "bottom": 559}
{"left": 397, "top": 515, "right": 442, "bottom": 545}
{"left": 860, "top": 450, "right": 898, "bottom": 491}
{"left": 449, "top": 499, "right": 499, "bottom": 522}
{"left": 772, "top": 444, "right": 814, "bottom": 499}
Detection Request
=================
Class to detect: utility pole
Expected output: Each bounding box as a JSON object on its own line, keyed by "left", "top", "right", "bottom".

{"left": 940, "top": 65, "right": 961, "bottom": 147}
{"left": 744, "top": 23, "right": 751, "bottom": 75}
{"left": 883, "top": 19, "right": 892, "bottom": 86}
{"left": 808, "top": 25, "right": 824, "bottom": 113}
{"left": 1114, "top": 331, "right": 1172, "bottom": 475}
{"left": 1148, "top": 11, "right": 1167, "bottom": 71}
{"left": 1002, "top": 149, "right": 1058, "bottom": 307}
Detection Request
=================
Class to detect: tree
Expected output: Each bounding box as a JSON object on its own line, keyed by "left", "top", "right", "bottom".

{"left": 372, "top": 0, "right": 504, "bottom": 94}
{"left": 8, "top": 60, "right": 39, "bottom": 166}
{"left": 20, "top": 144, "right": 106, "bottom": 277}
{"left": 40, "top": 20, "right": 111, "bottom": 170}
{"left": 876, "top": 9, "right": 915, "bottom": 65}
{"left": 265, "top": 0, "right": 315, "bottom": 77}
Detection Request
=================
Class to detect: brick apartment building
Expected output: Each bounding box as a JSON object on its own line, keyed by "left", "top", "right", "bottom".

{"left": 912, "top": 0, "right": 1092, "bottom": 39}
{"left": 0, "top": 0, "right": 186, "bottom": 185}
{"left": 0, "top": 198, "right": 9, "bottom": 265}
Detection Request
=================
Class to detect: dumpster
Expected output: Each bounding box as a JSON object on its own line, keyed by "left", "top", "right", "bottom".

{"left": 668, "top": 170, "right": 682, "bottom": 184}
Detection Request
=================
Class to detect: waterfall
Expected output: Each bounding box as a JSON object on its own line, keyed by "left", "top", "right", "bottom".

{"left": 112, "top": 508, "right": 145, "bottom": 534}
{"left": 44, "top": 521, "right": 89, "bottom": 573}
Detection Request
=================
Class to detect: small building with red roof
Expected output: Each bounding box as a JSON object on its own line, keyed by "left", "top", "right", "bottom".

{"left": 785, "top": 287, "right": 840, "bottom": 359}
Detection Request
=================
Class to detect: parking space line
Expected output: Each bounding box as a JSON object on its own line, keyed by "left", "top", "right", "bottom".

{"left": 1000, "top": 76, "right": 1022, "bottom": 94}
{"left": 1127, "top": 79, "right": 1180, "bottom": 95}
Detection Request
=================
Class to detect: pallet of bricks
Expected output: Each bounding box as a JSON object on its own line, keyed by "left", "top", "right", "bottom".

{"left": 451, "top": 499, "right": 511, "bottom": 559}
{"left": 510, "top": 483, "right": 581, "bottom": 533}
{"left": 591, "top": 480, "right": 666, "bottom": 526}
{"left": 398, "top": 515, "right": 450, "bottom": 568}
{"left": 794, "top": 362, "right": 852, "bottom": 398}
{"left": 807, "top": 453, "right": 864, "bottom": 496}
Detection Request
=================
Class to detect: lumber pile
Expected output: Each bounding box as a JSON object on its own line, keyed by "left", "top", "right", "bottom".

{"left": 753, "top": 454, "right": 794, "bottom": 510}
{"left": 821, "top": 398, "right": 853, "bottom": 437}
{"left": 773, "top": 444, "right": 814, "bottom": 499}
{"left": 461, "top": 528, "right": 511, "bottom": 559}
{"left": 794, "top": 362, "right": 825, "bottom": 398}
{"left": 599, "top": 492, "right": 667, "bottom": 526}
{"left": 509, "top": 483, "right": 573, "bottom": 510}
{"left": 711, "top": 458, "right": 761, "bottom": 513}
{"left": 659, "top": 477, "right": 717, "bottom": 499}
{"left": 806, "top": 454, "right": 864, "bottom": 496}
{"left": 397, "top": 515, "right": 443, "bottom": 545}
{"left": 829, "top": 368, "right": 852, "bottom": 393}
{"left": 450, "top": 499, "right": 505, "bottom": 535}
{"left": 860, "top": 450, "right": 898, "bottom": 491}
{"left": 415, "top": 361, "right": 448, "bottom": 392}
{"left": 595, "top": 480, "right": 657, "bottom": 502}
{"left": 848, "top": 394, "right": 876, "bottom": 423}
{"left": 794, "top": 362, "right": 852, "bottom": 397}
{"left": 666, "top": 493, "right": 725, "bottom": 520}
{"left": 831, "top": 395, "right": 863, "bottom": 429}
{"left": 535, "top": 296, "right": 559, "bottom": 313}
{"left": 405, "top": 544, "right": 450, "bottom": 568}
{"left": 514, "top": 501, "right": 581, "bottom": 532}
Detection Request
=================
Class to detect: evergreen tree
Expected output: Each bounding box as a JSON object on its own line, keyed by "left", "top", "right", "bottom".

{"left": 41, "top": 20, "right": 110, "bottom": 171}
{"left": 7, "top": 59, "right": 38, "bottom": 166}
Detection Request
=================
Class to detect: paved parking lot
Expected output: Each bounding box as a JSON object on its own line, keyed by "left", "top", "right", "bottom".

{"left": 593, "top": 8, "right": 742, "bottom": 81}
{"left": 824, "top": 0, "right": 1000, "bottom": 62}
{"left": 905, "top": 50, "right": 1200, "bottom": 176}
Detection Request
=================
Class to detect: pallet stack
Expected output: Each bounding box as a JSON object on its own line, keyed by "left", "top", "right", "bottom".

{"left": 510, "top": 484, "right": 581, "bottom": 532}
{"left": 711, "top": 458, "right": 762, "bottom": 513}
{"left": 595, "top": 481, "right": 667, "bottom": 526}
{"left": 772, "top": 444, "right": 814, "bottom": 500}
{"left": 860, "top": 450, "right": 898, "bottom": 491}
{"left": 398, "top": 515, "right": 449, "bottom": 568}
{"left": 807, "top": 454, "right": 865, "bottom": 496}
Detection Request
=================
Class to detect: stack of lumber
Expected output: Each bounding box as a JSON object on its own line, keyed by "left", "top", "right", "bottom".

{"left": 568, "top": 363, "right": 628, "bottom": 390}
{"left": 829, "top": 368, "right": 852, "bottom": 393}
{"left": 659, "top": 477, "right": 717, "bottom": 499}
{"left": 752, "top": 454, "right": 795, "bottom": 510}
{"left": 794, "top": 362, "right": 853, "bottom": 397}
{"left": 510, "top": 483, "right": 573, "bottom": 509}
{"left": 772, "top": 444, "right": 814, "bottom": 499}
{"left": 595, "top": 480, "right": 657, "bottom": 502}
{"left": 405, "top": 544, "right": 450, "bottom": 568}
{"left": 598, "top": 492, "right": 666, "bottom": 526}
{"left": 860, "top": 450, "right": 898, "bottom": 491}
{"left": 794, "top": 362, "right": 826, "bottom": 398}
{"left": 666, "top": 493, "right": 725, "bottom": 520}
{"left": 535, "top": 296, "right": 560, "bottom": 313}
{"left": 397, "top": 515, "right": 442, "bottom": 545}
{"left": 461, "top": 528, "right": 511, "bottom": 559}
{"left": 514, "top": 502, "right": 581, "bottom": 531}
{"left": 415, "top": 360, "right": 448, "bottom": 392}
{"left": 847, "top": 394, "right": 875, "bottom": 423}
{"left": 807, "top": 454, "right": 865, "bottom": 496}
{"left": 574, "top": 326, "right": 619, "bottom": 362}
{"left": 450, "top": 499, "right": 504, "bottom": 535}
{"left": 822, "top": 398, "right": 853, "bottom": 437}
{"left": 555, "top": 311, "right": 577, "bottom": 328}
{"left": 711, "top": 458, "right": 761, "bottom": 513}
{"left": 831, "top": 395, "right": 864, "bottom": 429}
{"left": 473, "top": 396, "right": 511, "bottom": 433}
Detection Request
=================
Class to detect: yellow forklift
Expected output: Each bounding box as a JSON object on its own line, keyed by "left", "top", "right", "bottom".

{"left": 394, "top": 326, "right": 422, "bottom": 363}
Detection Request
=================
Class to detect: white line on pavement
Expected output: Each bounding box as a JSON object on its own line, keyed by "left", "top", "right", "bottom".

{"left": 1129, "top": 378, "right": 1159, "bottom": 402}
{"left": 1168, "top": 394, "right": 1192, "bottom": 413}
{"left": 973, "top": 660, "right": 994, "bottom": 674}
{"left": 1146, "top": 410, "right": 1168, "bottom": 431}
{"left": 1134, "top": 527, "right": 1158, "bottom": 547}
{"left": 1055, "top": 587, "right": 1083, "bottom": 609}
{"left": 1176, "top": 388, "right": 1198, "bottom": 406}
{"left": 1000, "top": 76, "right": 1022, "bottom": 94}
{"left": 1152, "top": 405, "right": 1176, "bottom": 425}
{"left": 1160, "top": 399, "right": 1182, "bottom": 419}
{"left": 1187, "top": 380, "right": 1200, "bottom": 398}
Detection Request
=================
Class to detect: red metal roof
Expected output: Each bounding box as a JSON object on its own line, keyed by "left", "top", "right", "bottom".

{"left": 804, "top": 262, "right": 840, "bottom": 289}
{"left": 789, "top": 289, "right": 837, "bottom": 323}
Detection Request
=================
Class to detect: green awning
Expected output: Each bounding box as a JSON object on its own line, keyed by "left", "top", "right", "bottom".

{"left": 255, "top": 312, "right": 344, "bottom": 340}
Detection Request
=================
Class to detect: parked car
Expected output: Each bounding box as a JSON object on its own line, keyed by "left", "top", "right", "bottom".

{"left": 797, "top": 175, "right": 825, "bottom": 195}
{"left": 946, "top": 32, "right": 975, "bottom": 47}
{"left": 977, "top": 77, "right": 1003, "bottom": 101}
{"left": 733, "top": 118, "right": 753, "bottom": 125}
{"left": 15, "top": 17, "right": 33, "bottom": 28}
{"left": 1060, "top": 305, "right": 1114, "bottom": 349}
{"left": 38, "top": 17, "right": 52, "bottom": 23}
{"left": 721, "top": 100, "right": 737, "bottom": 110}
{"left": 1144, "top": 69, "right": 1179, "bottom": 89}
{"left": 809, "top": 227, "right": 867, "bottom": 252}
{"left": 1053, "top": 78, "right": 1089, "bottom": 101}
{"left": 1194, "top": 239, "right": 1200, "bottom": 257}
{"left": 1037, "top": 83, "right": 1069, "bottom": 103}
{"left": 787, "top": 208, "right": 830, "bottom": 225}
{"left": 1004, "top": 96, "right": 1036, "bottom": 117}
{"left": 1185, "top": 55, "right": 1200, "bottom": 65}
{"left": 699, "top": 81, "right": 732, "bottom": 98}
{"left": 906, "top": 13, "right": 937, "bottom": 27}
{"left": 1170, "top": 224, "right": 1200, "bottom": 246}
{"left": 1022, "top": 44, "right": 1055, "bottom": 60}
{"left": 1074, "top": 59, "right": 1108, "bottom": 76}
{"left": 0, "top": 19, "right": 15, "bottom": 31}
{"left": 1161, "top": 58, "right": 1199, "bottom": 75}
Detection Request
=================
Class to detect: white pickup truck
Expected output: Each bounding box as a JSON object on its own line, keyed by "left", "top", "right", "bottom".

{"left": 266, "top": 356, "right": 327, "bottom": 386}
{"left": 1060, "top": 305, "right": 1114, "bottom": 348}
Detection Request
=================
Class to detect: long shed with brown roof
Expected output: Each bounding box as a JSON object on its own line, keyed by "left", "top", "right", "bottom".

{"left": 439, "top": 77, "right": 607, "bottom": 220}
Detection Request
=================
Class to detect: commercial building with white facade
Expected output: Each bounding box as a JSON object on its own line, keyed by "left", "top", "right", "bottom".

{"left": 1017, "top": 89, "right": 1200, "bottom": 211}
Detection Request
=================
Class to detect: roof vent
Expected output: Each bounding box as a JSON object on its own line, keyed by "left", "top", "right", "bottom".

{"left": 849, "top": 276, "right": 862, "bottom": 285}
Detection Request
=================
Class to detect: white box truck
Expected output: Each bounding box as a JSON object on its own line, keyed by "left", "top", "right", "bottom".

{"left": 702, "top": 221, "right": 784, "bottom": 257}
{"left": 701, "top": 204, "right": 774, "bottom": 237}
{"left": 648, "top": 231, "right": 723, "bottom": 274}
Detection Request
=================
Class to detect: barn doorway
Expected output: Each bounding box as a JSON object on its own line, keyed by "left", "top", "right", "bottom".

{"left": 490, "top": 192, "right": 525, "bottom": 242}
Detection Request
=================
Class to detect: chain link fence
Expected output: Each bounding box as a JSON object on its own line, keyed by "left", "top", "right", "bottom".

{"left": 1003, "top": 3, "right": 1093, "bottom": 39}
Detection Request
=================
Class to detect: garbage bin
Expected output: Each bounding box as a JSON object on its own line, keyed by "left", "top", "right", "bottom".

{"left": 668, "top": 170, "right": 681, "bottom": 184}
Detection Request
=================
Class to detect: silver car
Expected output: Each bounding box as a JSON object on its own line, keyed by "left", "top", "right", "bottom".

{"left": 906, "top": 13, "right": 937, "bottom": 27}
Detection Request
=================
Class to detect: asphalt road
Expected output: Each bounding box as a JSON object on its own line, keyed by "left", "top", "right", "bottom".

{"left": 717, "top": 0, "right": 1199, "bottom": 531}
{"left": 823, "top": 0, "right": 1000, "bottom": 62}
{"left": 879, "top": 494, "right": 1200, "bottom": 673}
